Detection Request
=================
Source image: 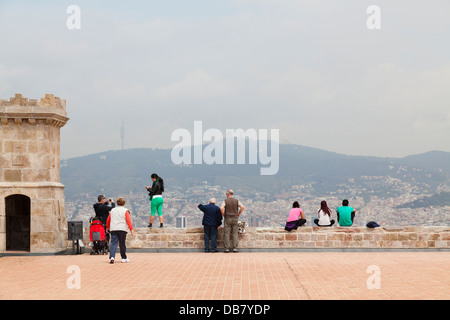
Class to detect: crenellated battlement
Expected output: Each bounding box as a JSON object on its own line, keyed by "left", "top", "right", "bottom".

{"left": 0, "top": 93, "right": 69, "bottom": 128}
{"left": 0, "top": 93, "right": 66, "bottom": 109}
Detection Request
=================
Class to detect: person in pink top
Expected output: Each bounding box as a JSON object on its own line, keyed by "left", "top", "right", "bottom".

{"left": 284, "top": 201, "right": 307, "bottom": 231}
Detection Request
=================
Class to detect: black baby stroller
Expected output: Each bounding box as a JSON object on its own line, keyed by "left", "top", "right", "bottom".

{"left": 89, "top": 217, "right": 109, "bottom": 255}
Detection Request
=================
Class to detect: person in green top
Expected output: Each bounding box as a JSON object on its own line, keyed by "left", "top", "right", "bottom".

{"left": 336, "top": 199, "right": 356, "bottom": 226}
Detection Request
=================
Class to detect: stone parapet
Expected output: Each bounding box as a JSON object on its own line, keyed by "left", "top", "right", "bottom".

{"left": 0, "top": 93, "right": 66, "bottom": 109}
{"left": 78, "top": 226, "right": 450, "bottom": 251}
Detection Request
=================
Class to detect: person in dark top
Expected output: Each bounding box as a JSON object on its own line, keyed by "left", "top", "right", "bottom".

{"left": 145, "top": 173, "right": 165, "bottom": 228}
{"left": 93, "top": 195, "right": 115, "bottom": 241}
{"left": 198, "top": 198, "right": 223, "bottom": 253}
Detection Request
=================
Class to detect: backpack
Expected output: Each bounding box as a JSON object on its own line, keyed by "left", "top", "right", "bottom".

{"left": 366, "top": 221, "right": 380, "bottom": 228}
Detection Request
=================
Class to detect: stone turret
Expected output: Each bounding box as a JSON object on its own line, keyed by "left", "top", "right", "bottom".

{"left": 0, "top": 94, "right": 69, "bottom": 253}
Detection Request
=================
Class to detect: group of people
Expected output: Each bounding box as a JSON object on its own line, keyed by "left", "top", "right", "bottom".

{"left": 92, "top": 173, "right": 164, "bottom": 264}
{"left": 197, "top": 189, "right": 245, "bottom": 253}
{"left": 285, "top": 199, "right": 356, "bottom": 231}
{"left": 92, "top": 172, "right": 357, "bottom": 261}
{"left": 93, "top": 194, "right": 134, "bottom": 263}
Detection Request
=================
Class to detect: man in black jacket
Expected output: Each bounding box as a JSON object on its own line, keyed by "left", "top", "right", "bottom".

{"left": 198, "top": 198, "right": 222, "bottom": 253}
{"left": 93, "top": 195, "right": 115, "bottom": 241}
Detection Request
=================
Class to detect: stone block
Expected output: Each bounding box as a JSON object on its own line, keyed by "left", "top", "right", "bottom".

{"left": 389, "top": 233, "right": 398, "bottom": 241}
{"left": 417, "top": 233, "right": 429, "bottom": 241}
{"left": 274, "top": 234, "right": 284, "bottom": 241}
{"left": 304, "top": 241, "right": 315, "bottom": 248}
{"left": 415, "top": 241, "right": 427, "bottom": 248}
{"left": 147, "top": 234, "right": 161, "bottom": 241}
{"left": 4, "top": 169, "right": 22, "bottom": 182}
{"left": 168, "top": 241, "right": 183, "bottom": 248}
{"left": 408, "top": 233, "right": 418, "bottom": 240}
{"left": 130, "top": 239, "right": 144, "bottom": 249}
{"left": 429, "top": 233, "right": 440, "bottom": 241}
{"left": 435, "top": 241, "right": 447, "bottom": 248}
{"left": 317, "top": 234, "right": 327, "bottom": 241}
{"left": 264, "top": 234, "right": 274, "bottom": 241}
{"left": 364, "top": 234, "right": 374, "bottom": 240}
{"left": 31, "top": 215, "right": 55, "bottom": 233}
{"left": 172, "top": 234, "right": 189, "bottom": 241}
{"left": 298, "top": 234, "right": 311, "bottom": 241}
{"left": 323, "top": 240, "right": 333, "bottom": 247}
{"left": 30, "top": 232, "right": 56, "bottom": 251}
{"left": 285, "top": 234, "right": 297, "bottom": 241}
{"left": 182, "top": 241, "right": 194, "bottom": 248}
{"left": 398, "top": 233, "right": 410, "bottom": 241}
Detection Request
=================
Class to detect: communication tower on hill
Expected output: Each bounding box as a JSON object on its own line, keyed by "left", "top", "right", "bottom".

{"left": 120, "top": 118, "right": 125, "bottom": 151}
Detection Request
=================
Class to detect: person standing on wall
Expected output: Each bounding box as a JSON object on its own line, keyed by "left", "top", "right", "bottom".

{"left": 146, "top": 173, "right": 164, "bottom": 228}
{"left": 220, "top": 189, "right": 245, "bottom": 253}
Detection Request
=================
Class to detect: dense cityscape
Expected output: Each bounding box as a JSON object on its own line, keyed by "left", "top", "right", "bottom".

{"left": 66, "top": 179, "right": 450, "bottom": 228}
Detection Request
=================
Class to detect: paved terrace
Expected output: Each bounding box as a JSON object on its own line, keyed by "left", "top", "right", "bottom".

{"left": 0, "top": 251, "right": 449, "bottom": 300}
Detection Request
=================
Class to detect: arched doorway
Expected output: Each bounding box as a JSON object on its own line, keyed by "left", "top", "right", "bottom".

{"left": 5, "top": 194, "right": 31, "bottom": 251}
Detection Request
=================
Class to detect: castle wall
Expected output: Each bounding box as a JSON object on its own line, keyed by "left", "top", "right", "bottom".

{"left": 79, "top": 226, "right": 450, "bottom": 251}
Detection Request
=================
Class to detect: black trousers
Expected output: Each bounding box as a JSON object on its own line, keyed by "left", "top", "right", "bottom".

{"left": 314, "top": 219, "right": 335, "bottom": 227}
{"left": 110, "top": 231, "right": 127, "bottom": 259}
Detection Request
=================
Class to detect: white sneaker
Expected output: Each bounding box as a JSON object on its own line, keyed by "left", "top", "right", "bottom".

{"left": 110, "top": 257, "right": 115, "bottom": 264}
{"left": 121, "top": 259, "right": 130, "bottom": 263}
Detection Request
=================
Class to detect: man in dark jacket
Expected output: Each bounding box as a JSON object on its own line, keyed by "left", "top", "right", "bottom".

{"left": 198, "top": 198, "right": 222, "bottom": 253}
{"left": 93, "top": 195, "right": 115, "bottom": 241}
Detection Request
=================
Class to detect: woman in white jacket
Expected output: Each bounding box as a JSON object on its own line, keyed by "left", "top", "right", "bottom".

{"left": 106, "top": 197, "right": 134, "bottom": 264}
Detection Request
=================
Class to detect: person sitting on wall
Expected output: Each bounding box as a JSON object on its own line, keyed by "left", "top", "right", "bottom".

{"left": 336, "top": 199, "right": 356, "bottom": 226}
{"left": 284, "top": 201, "right": 307, "bottom": 231}
{"left": 314, "top": 200, "right": 335, "bottom": 227}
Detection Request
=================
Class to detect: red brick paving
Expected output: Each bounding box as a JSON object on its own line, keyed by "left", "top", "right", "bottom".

{"left": 0, "top": 252, "right": 448, "bottom": 300}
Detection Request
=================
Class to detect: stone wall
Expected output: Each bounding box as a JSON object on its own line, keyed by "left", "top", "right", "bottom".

{"left": 79, "top": 226, "right": 450, "bottom": 251}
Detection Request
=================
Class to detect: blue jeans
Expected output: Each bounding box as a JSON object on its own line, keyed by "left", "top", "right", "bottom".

{"left": 204, "top": 225, "right": 218, "bottom": 252}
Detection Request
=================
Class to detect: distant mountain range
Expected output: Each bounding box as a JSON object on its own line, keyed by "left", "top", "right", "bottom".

{"left": 61, "top": 144, "right": 450, "bottom": 206}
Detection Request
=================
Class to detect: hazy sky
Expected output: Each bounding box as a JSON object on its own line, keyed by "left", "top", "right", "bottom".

{"left": 1, "top": 0, "right": 449, "bottom": 159}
